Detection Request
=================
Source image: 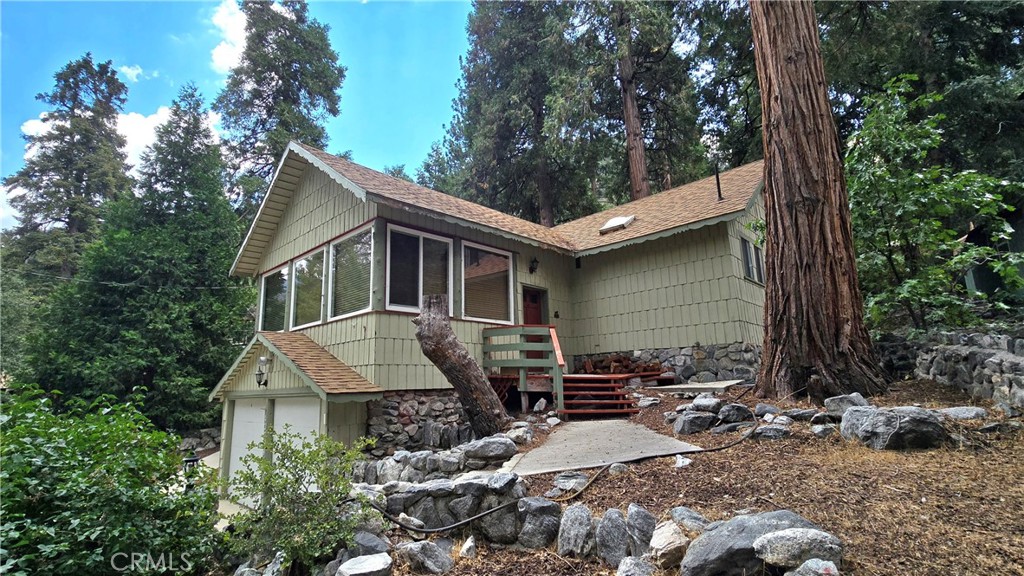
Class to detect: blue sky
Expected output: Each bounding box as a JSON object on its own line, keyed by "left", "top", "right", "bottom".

{"left": 0, "top": 0, "right": 473, "bottom": 229}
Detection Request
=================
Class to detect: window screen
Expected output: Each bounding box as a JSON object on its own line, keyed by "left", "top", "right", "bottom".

{"left": 388, "top": 230, "right": 419, "bottom": 308}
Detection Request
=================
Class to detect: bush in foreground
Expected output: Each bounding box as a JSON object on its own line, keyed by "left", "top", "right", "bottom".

{"left": 0, "top": 386, "right": 218, "bottom": 575}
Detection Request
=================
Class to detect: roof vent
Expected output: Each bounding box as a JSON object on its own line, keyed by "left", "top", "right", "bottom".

{"left": 599, "top": 215, "right": 636, "bottom": 235}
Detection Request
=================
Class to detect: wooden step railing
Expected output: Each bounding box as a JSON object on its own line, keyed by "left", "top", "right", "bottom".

{"left": 481, "top": 324, "right": 565, "bottom": 413}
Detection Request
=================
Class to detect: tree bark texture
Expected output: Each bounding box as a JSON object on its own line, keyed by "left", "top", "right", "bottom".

{"left": 413, "top": 295, "right": 511, "bottom": 437}
{"left": 614, "top": 3, "right": 651, "bottom": 201}
{"left": 749, "top": 0, "right": 888, "bottom": 400}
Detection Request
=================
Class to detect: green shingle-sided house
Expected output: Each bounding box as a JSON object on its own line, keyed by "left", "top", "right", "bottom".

{"left": 210, "top": 142, "right": 765, "bottom": 480}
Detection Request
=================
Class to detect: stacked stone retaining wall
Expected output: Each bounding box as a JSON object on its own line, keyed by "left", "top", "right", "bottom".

{"left": 574, "top": 342, "right": 762, "bottom": 384}
{"left": 366, "top": 391, "right": 473, "bottom": 457}
{"left": 911, "top": 330, "right": 1024, "bottom": 411}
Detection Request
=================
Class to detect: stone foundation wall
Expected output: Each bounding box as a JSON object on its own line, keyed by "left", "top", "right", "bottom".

{"left": 574, "top": 342, "right": 762, "bottom": 384}
{"left": 366, "top": 390, "right": 474, "bottom": 457}
{"left": 912, "top": 330, "right": 1024, "bottom": 410}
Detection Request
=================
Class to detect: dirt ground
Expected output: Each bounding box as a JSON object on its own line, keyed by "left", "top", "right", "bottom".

{"left": 396, "top": 379, "right": 1024, "bottom": 576}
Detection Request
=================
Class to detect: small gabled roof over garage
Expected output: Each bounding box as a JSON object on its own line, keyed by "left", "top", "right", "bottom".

{"left": 209, "top": 331, "right": 383, "bottom": 402}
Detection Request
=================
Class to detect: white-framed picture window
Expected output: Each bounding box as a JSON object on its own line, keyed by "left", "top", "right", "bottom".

{"left": 462, "top": 241, "right": 513, "bottom": 323}
{"left": 260, "top": 265, "right": 290, "bottom": 331}
{"left": 329, "top": 225, "right": 373, "bottom": 320}
{"left": 385, "top": 224, "right": 452, "bottom": 313}
{"left": 291, "top": 248, "right": 326, "bottom": 329}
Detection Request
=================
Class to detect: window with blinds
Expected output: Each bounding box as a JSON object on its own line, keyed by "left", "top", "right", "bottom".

{"left": 330, "top": 228, "right": 372, "bottom": 318}
{"left": 261, "top": 266, "right": 289, "bottom": 331}
{"left": 386, "top": 226, "right": 452, "bottom": 312}
{"left": 463, "top": 243, "right": 512, "bottom": 322}
{"left": 292, "top": 249, "right": 325, "bottom": 328}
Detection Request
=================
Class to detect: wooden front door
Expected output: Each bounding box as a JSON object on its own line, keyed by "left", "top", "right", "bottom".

{"left": 523, "top": 288, "right": 547, "bottom": 361}
{"left": 523, "top": 287, "right": 545, "bottom": 325}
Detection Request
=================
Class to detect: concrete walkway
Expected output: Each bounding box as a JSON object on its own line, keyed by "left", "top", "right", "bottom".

{"left": 504, "top": 420, "right": 701, "bottom": 477}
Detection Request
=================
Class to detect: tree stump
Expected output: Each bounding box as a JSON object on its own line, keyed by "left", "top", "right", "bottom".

{"left": 413, "top": 295, "right": 511, "bottom": 438}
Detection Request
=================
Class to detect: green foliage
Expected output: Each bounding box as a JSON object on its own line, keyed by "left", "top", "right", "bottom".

{"left": 24, "top": 86, "right": 254, "bottom": 431}
{"left": 0, "top": 385, "right": 218, "bottom": 576}
{"left": 2, "top": 53, "right": 132, "bottom": 279}
{"left": 225, "top": 429, "right": 372, "bottom": 570}
{"left": 214, "top": 0, "right": 346, "bottom": 221}
{"left": 846, "top": 76, "right": 1024, "bottom": 330}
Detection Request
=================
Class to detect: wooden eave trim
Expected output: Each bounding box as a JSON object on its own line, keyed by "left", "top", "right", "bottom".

{"left": 255, "top": 333, "right": 329, "bottom": 400}
{"left": 208, "top": 336, "right": 259, "bottom": 402}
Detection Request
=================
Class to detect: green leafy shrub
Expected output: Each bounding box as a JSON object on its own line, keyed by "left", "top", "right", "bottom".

{"left": 846, "top": 75, "right": 1024, "bottom": 330}
{"left": 0, "top": 386, "right": 218, "bottom": 575}
{"left": 225, "top": 429, "right": 372, "bottom": 571}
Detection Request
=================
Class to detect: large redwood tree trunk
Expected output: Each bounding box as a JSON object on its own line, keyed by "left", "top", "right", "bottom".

{"left": 613, "top": 3, "right": 651, "bottom": 201}
{"left": 749, "top": 0, "right": 887, "bottom": 400}
{"left": 414, "top": 295, "right": 511, "bottom": 437}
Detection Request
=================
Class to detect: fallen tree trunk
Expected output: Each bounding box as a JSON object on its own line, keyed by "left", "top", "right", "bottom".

{"left": 413, "top": 295, "right": 511, "bottom": 438}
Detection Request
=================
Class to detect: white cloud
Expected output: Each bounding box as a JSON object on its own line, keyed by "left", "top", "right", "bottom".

{"left": 210, "top": 0, "right": 246, "bottom": 74}
{"left": 119, "top": 64, "right": 144, "bottom": 83}
{"left": 19, "top": 113, "right": 50, "bottom": 161}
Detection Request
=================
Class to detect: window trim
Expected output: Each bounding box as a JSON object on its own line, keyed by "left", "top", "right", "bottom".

{"left": 290, "top": 247, "right": 328, "bottom": 331}
{"left": 327, "top": 223, "right": 374, "bottom": 322}
{"left": 385, "top": 224, "right": 453, "bottom": 314}
{"left": 259, "top": 263, "right": 290, "bottom": 332}
{"left": 461, "top": 240, "right": 514, "bottom": 325}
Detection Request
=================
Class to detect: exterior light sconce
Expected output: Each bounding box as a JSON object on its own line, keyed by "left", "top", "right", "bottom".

{"left": 256, "top": 356, "right": 270, "bottom": 388}
{"left": 529, "top": 257, "right": 539, "bottom": 274}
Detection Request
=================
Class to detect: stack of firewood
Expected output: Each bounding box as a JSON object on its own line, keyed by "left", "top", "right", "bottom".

{"left": 580, "top": 353, "right": 663, "bottom": 375}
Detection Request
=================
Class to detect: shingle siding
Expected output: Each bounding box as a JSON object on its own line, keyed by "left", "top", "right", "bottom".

{"left": 566, "top": 221, "right": 749, "bottom": 356}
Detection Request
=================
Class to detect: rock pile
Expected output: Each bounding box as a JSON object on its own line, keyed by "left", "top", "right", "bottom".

{"left": 352, "top": 435, "right": 518, "bottom": 485}
{"left": 179, "top": 427, "right": 220, "bottom": 452}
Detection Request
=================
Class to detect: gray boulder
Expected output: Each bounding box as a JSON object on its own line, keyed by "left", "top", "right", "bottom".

{"left": 396, "top": 541, "right": 453, "bottom": 574}
{"left": 782, "top": 409, "right": 820, "bottom": 422}
{"left": 711, "top": 422, "right": 754, "bottom": 435}
{"left": 753, "top": 425, "right": 792, "bottom": 440}
{"left": 353, "top": 531, "right": 390, "bottom": 556}
{"left": 824, "top": 392, "right": 869, "bottom": 418}
{"left": 596, "top": 508, "right": 629, "bottom": 567}
{"left": 718, "top": 403, "right": 754, "bottom": 423}
{"left": 626, "top": 503, "right": 657, "bottom": 557}
{"left": 517, "top": 497, "right": 562, "bottom": 549}
{"left": 461, "top": 436, "right": 517, "bottom": 460}
{"left": 840, "top": 406, "right": 950, "bottom": 450}
{"left": 263, "top": 552, "right": 285, "bottom": 576}
{"left": 459, "top": 536, "right": 477, "bottom": 559}
{"left": 680, "top": 510, "right": 820, "bottom": 576}
{"left": 784, "top": 558, "right": 841, "bottom": 576}
{"left": 554, "top": 471, "right": 589, "bottom": 492}
{"left": 674, "top": 412, "right": 717, "bottom": 435}
{"left": 671, "top": 506, "right": 709, "bottom": 533}
{"left": 558, "top": 503, "right": 595, "bottom": 557}
{"left": 477, "top": 494, "right": 519, "bottom": 544}
{"left": 753, "top": 528, "right": 843, "bottom": 568}
{"left": 810, "top": 424, "right": 836, "bottom": 439}
{"left": 616, "top": 557, "right": 656, "bottom": 576}
{"left": 691, "top": 393, "right": 724, "bottom": 414}
{"left": 648, "top": 520, "right": 690, "bottom": 569}
{"left": 935, "top": 406, "right": 988, "bottom": 420}
{"left": 754, "top": 403, "right": 781, "bottom": 417}
{"left": 338, "top": 553, "right": 393, "bottom": 576}
{"left": 505, "top": 427, "right": 532, "bottom": 445}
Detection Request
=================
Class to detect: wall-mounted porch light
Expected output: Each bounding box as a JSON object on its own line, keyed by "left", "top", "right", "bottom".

{"left": 256, "top": 356, "right": 270, "bottom": 388}
{"left": 529, "top": 257, "right": 539, "bottom": 274}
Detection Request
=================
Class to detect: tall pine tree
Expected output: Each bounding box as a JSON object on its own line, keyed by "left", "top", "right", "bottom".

{"left": 3, "top": 54, "right": 131, "bottom": 279}
{"left": 214, "top": 0, "right": 346, "bottom": 221}
{"left": 28, "top": 86, "right": 253, "bottom": 431}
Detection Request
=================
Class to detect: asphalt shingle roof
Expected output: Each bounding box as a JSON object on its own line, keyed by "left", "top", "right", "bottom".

{"left": 260, "top": 331, "right": 382, "bottom": 396}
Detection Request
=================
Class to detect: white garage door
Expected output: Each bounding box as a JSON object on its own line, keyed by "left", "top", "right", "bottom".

{"left": 274, "top": 397, "right": 321, "bottom": 441}
{"left": 228, "top": 398, "right": 267, "bottom": 486}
